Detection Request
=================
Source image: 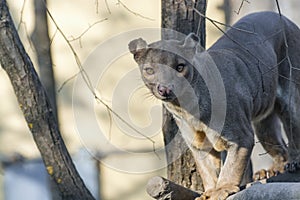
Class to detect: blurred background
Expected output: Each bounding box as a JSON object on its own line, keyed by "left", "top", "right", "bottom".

{"left": 0, "top": 0, "right": 299, "bottom": 199}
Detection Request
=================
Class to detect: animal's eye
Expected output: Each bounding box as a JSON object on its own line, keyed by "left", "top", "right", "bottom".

{"left": 145, "top": 67, "right": 154, "bottom": 75}
{"left": 176, "top": 64, "right": 185, "bottom": 73}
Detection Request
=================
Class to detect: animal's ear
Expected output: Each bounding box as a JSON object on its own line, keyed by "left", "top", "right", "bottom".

{"left": 128, "top": 38, "right": 148, "bottom": 61}
{"left": 183, "top": 33, "right": 199, "bottom": 49}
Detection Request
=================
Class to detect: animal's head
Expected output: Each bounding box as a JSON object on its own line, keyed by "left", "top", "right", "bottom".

{"left": 128, "top": 33, "right": 201, "bottom": 102}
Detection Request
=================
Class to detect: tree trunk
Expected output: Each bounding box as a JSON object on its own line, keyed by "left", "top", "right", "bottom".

{"left": 0, "top": 0, "right": 95, "bottom": 199}
{"left": 161, "top": 0, "right": 206, "bottom": 193}
{"left": 31, "top": 0, "right": 58, "bottom": 121}
{"left": 161, "top": 0, "right": 206, "bottom": 47}
{"left": 31, "top": 1, "right": 61, "bottom": 199}
{"left": 218, "top": 0, "right": 232, "bottom": 27}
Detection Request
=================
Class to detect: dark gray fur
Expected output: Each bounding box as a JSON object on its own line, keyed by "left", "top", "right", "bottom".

{"left": 129, "top": 12, "right": 300, "bottom": 199}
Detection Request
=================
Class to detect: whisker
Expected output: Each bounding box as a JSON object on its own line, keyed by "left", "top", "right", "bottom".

{"left": 143, "top": 93, "right": 160, "bottom": 103}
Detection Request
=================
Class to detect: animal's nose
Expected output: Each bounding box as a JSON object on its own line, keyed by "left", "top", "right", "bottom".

{"left": 157, "top": 84, "right": 172, "bottom": 96}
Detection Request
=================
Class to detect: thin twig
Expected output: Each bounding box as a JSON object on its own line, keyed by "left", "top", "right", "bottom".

{"left": 69, "top": 18, "right": 108, "bottom": 48}
{"left": 106, "top": 106, "right": 113, "bottom": 141}
{"left": 17, "top": 0, "right": 26, "bottom": 31}
{"left": 49, "top": 28, "right": 58, "bottom": 46}
{"left": 95, "top": 95, "right": 160, "bottom": 159}
{"left": 193, "top": 8, "right": 300, "bottom": 85}
{"left": 234, "top": 0, "right": 250, "bottom": 15}
{"left": 57, "top": 71, "right": 80, "bottom": 93}
{"left": 116, "top": 0, "right": 154, "bottom": 21}
{"left": 43, "top": 2, "right": 158, "bottom": 157}
{"left": 261, "top": 56, "right": 287, "bottom": 76}
{"left": 196, "top": 2, "right": 300, "bottom": 160}
{"left": 105, "top": 0, "right": 111, "bottom": 14}
{"left": 193, "top": 8, "right": 255, "bottom": 34}
{"left": 16, "top": 0, "right": 34, "bottom": 52}
{"left": 95, "top": 0, "right": 99, "bottom": 14}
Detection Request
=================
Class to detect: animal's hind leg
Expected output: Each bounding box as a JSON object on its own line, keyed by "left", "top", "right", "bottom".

{"left": 253, "top": 112, "right": 288, "bottom": 180}
{"left": 276, "top": 84, "right": 300, "bottom": 172}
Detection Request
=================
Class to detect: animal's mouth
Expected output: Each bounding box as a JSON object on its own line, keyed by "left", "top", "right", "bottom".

{"left": 157, "top": 95, "right": 176, "bottom": 102}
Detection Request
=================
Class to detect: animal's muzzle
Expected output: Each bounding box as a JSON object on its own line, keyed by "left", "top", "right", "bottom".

{"left": 157, "top": 84, "right": 174, "bottom": 98}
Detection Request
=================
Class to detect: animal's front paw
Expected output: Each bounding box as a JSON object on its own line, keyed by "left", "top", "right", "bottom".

{"left": 253, "top": 160, "right": 286, "bottom": 181}
{"left": 253, "top": 168, "right": 278, "bottom": 181}
{"left": 199, "top": 185, "right": 239, "bottom": 200}
{"left": 195, "top": 195, "right": 207, "bottom": 200}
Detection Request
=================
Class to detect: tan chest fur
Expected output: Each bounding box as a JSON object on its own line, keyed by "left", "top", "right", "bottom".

{"left": 164, "top": 102, "right": 229, "bottom": 152}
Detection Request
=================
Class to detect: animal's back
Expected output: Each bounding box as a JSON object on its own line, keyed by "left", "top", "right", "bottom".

{"left": 210, "top": 11, "right": 300, "bottom": 83}
{"left": 210, "top": 12, "right": 293, "bottom": 53}
{"left": 208, "top": 10, "right": 300, "bottom": 177}
{"left": 206, "top": 11, "right": 300, "bottom": 120}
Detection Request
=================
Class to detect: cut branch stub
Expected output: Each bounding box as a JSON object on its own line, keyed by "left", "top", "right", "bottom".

{"left": 146, "top": 176, "right": 201, "bottom": 200}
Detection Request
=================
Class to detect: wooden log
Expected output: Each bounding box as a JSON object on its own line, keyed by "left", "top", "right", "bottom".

{"left": 146, "top": 176, "right": 201, "bottom": 200}
{"left": 147, "top": 171, "right": 300, "bottom": 200}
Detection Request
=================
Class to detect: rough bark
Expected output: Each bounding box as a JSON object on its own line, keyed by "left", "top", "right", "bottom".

{"left": 161, "top": 0, "right": 206, "bottom": 47}
{"left": 31, "top": 1, "right": 61, "bottom": 199}
{"left": 0, "top": 0, "right": 95, "bottom": 199}
{"left": 146, "top": 176, "right": 201, "bottom": 200}
{"left": 161, "top": 0, "right": 206, "bottom": 192}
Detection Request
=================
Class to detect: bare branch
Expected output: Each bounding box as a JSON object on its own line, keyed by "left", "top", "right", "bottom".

{"left": 17, "top": 0, "right": 26, "bottom": 31}
{"left": 116, "top": 0, "right": 154, "bottom": 21}
{"left": 192, "top": 8, "right": 255, "bottom": 34}
{"left": 94, "top": 0, "right": 111, "bottom": 14}
{"left": 16, "top": 0, "right": 34, "bottom": 52}
{"left": 94, "top": 0, "right": 99, "bottom": 14}
{"left": 49, "top": 28, "right": 58, "bottom": 46}
{"left": 193, "top": 9, "right": 300, "bottom": 86}
{"left": 0, "top": 0, "right": 95, "bottom": 198}
{"left": 69, "top": 18, "right": 108, "bottom": 47}
{"left": 105, "top": 0, "right": 111, "bottom": 14}
{"left": 44, "top": 3, "right": 159, "bottom": 157}
{"left": 234, "top": 0, "right": 250, "bottom": 15}
{"left": 45, "top": 8, "right": 94, "bottom": 92}
{"left": 57, "top": 72, "right": 80, "bottom": 93}
{"left": 94, "top": 95, "right": 161, "bottom": 159}
{"left": 106, "top": 105, "right": 113, "bottom": 141}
